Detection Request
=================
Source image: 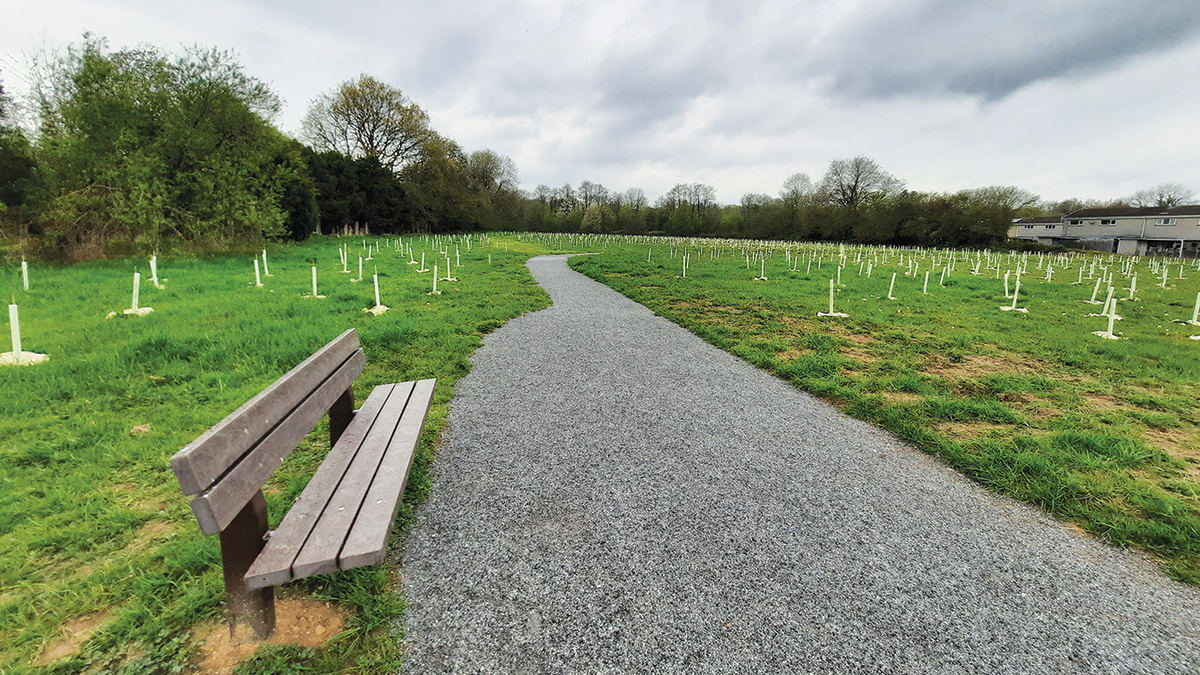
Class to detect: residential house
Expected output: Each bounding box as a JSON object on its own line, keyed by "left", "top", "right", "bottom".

{"left": 1009, "top": 206, "right": 1200, "bottom": 257}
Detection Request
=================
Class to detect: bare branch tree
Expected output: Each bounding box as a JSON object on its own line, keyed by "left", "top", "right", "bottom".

{"left": 301, "top": 74, "right": 431, "bottom": 173}
{"left": 818, "top": 156, "right": 904, "bottom": 210}
{"left": 1129, "top": 183, "right": 1195, "bottom": 208}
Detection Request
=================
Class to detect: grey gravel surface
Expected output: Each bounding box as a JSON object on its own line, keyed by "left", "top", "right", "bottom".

{"left": 401, "top": 254, "right": 1200, "bottom": 674}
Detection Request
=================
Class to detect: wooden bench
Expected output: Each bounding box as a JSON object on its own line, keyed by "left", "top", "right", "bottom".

{"left": 170, "top": 328, "right": 435, "bottom": 639}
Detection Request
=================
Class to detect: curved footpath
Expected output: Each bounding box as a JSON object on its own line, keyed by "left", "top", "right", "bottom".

{"left": 401, "top": 255, "right": 1200, "bottom": 674}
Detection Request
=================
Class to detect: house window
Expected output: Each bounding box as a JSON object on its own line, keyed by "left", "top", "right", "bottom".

{"left": 1099, "top": 219, "right": 1116, "bottom": 225}
{"left": 1156, "top": 218, "right": 1177, "bottom": 226}
{"left": 1044, "top": 224, "right": 1057, "bottom": 229}
{"left": 1068, "top": 219, "right": 1083, "bottom": 226}
{"left": 1022, "top": 225, "right": 1035, "bottom": 229}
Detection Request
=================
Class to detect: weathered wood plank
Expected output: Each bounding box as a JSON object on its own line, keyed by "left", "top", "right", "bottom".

{"left": 171, "top": 329, "right": 361, "bottom": 495}
{"left": 289, "top": 381, "right": 417, "bottom": 580}
{"left": 339, "top": 378, "right": 436, "bottom": 570}
{"left": 243, "top": 384, "right": 395, "bottom": 590}
{"left": 189, "top": 349, "right": 367, "bottom": 534}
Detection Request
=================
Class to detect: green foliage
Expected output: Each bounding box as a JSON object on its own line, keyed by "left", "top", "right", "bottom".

{"left": 27, "top": 38, "right": 307, "bottom": 257}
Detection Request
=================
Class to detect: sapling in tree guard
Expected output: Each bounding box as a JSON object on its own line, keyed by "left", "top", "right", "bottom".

{"left": 21, "top": 260, "right": 28, "bottom": 291}
{"left": 254, "top": 259, "right": 263, "bottom": 287}
{"left": 818, "top": 279, "right": 848, "bottom": 317}
{"left": 2, "top": 300, "right": 48, "bottom": 365}
{"left": 308, "top": 266, "right": 325, "bottom": 299}
{"left": 1000, "top": 276, "right": 1026, "bottom": 312}
{"left": 122, "top": 272, "right": 153, "bottom": 316}
{"left": 1093, "top": 298, "right": 1120, "bottom": 340}
{"left": 430, "top": 264, "right": 442, "bottom": 295}
{"left": 365, "top": 268, "right": 388, "bottom": 315}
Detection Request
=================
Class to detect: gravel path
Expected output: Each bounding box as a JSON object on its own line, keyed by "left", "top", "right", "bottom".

{"left": 401, "top": 255, "right": 1200, "bottom": 674}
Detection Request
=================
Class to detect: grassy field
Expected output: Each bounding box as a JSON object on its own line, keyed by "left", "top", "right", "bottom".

{"left": 6, "top": 230, "right": 1199, "bottom": 673}
{"left": 0, "top": 235, "right": 556, "bottom": 674}
{"left": 567, "top": 234, "right": 1200, "bottom": 584}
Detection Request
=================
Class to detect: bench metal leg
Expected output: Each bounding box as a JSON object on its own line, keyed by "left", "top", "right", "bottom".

{"left": 329, "top": 385, "right": 354, "bottom": 446}
{"left": 220, "top": 489, "right": 275, "bottom": 640}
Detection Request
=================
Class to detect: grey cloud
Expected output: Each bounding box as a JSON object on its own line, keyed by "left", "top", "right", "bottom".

{"left": 806, "top": 0, "right": 1200, "bottom": 101}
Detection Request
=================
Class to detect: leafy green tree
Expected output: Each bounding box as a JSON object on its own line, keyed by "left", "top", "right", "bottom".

{"left": 401, "top": 134, "right": 488, "bottom": 232}
{"left": 580, "top": 203, "right": 614, "bottom": 233}
{"left": 32, "top": 38, "right": 297, "bottom": 255}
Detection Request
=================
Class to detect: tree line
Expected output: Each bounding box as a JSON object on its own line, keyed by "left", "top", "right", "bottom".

{"left": 521, "top": 159, "right": 1195, "bottom": 248}
{"left": 2, "top": 37, "right": 1193, "bottom": 259}
{"left": 0, "top": 38, "right": 523, "bottom": 259}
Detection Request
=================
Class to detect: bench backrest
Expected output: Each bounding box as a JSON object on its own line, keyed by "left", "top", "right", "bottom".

{"left": 170, "top": 329, "right": 367, "bottom": 535}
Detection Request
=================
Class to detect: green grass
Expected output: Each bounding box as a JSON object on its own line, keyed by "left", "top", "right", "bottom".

{"left": 566, "top": 234, "right": 1200, "bottom": 584}
{"left": 0, "top": 234, "right": 559, "bottom": 673}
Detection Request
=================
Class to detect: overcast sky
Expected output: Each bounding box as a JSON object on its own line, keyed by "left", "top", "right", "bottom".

{"left": 5, "top": 0, "right": 1200, "bottom": 205}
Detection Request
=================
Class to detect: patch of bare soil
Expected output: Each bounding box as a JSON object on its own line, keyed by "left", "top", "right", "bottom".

{"left": 1144, "top": 426, "right": 1200, "bottom": 477}
{"left": 880, "top": 392, "right": 925, "bottom": 404}
{"left": 842, "top": 347, "right": 879, "bottom": 364}
{"left": 194, "top": 597, "right": 346, "bottom": 674}
{"left": 776, "top": 348, "right": 811, "bottom": 361}
{"left": 844, "top": 333, "right": 877, "bottom": 345}
{"left": 924, "top": 352, "right": 1065, "bottom": 380}
{"left": 933, "top": 421, "right": 1020, "bottom": 440}
{"left": 124, "top": 520, "right": 174, "bottom": 553}
{"left": 1084, "top": 394, "right": 1125, "bottom": 410}
{"left": 35, "top": 611, "right": 115, "bottom": 666}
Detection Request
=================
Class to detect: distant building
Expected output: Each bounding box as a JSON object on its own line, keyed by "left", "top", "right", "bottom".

{"left": 1008, "top": 206, "right": 1200, "bottom": 257}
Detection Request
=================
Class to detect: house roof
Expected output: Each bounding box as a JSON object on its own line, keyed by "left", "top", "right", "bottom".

{"left": 1013, "top": 216, "right": 1062, "bottom": 224}
{"left": 1063, "top": 205, "right": 1200, "bottom": 219}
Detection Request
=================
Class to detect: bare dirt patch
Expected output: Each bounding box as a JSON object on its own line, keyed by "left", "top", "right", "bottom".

{"left": 1145, "top": 426, "right": 1200, "bottom": 477}
{"left": 842, "top": 347, "right": 879, "bottom": 364}
{"left": 880, "top": 392, "right": 925, "bottom": 404}
{"left": 124, "top": 520, "right": 174, "bottom": 553}
{"left": 1084, "top": 395, "right": 1128, "bottom": 411}
{"left": 933, "top": 421, "right": 1019, "bottom": 440}
{"left": 924, "top": 352, "right": 1062, "bottom": 380}
{"left": 844, "top": 333, "right": 877, "bottom": 345}
{"left": 193, "top": 597, "right": 346, "bottom": 674}
{"left": 776, "top": 348, "right": 812, "bottom": 361}
{"left": 36, "top": 611, "right": 115, "bottom": 666}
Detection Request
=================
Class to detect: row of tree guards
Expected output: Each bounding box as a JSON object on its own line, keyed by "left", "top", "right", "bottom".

{"left": 654, "top": 237, "right": 1200, "bottom": 341}
{"left": 7, "top": 233, "right": 1200, "bottom": 368}
{"left": 524, "top": 231, "right": 1200, "bottom": 344}
{"left": 2, "top": 234, "right": 489, "bottom": 368}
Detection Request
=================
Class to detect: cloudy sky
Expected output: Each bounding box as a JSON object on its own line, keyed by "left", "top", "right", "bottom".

{"left": 4, "top": 0, "right": 1200, "bottom": 205}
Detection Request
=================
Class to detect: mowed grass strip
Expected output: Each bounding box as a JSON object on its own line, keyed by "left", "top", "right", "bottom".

{"left": 0, "top": 235, "right": 554, "bottom": 673}
{"left": 569, "top": 235, "right": 1200, "bottom": 585}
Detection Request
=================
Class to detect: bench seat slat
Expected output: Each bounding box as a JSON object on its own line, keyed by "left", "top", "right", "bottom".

{"left": 172, "top": 330, "right": 361, "bottom": 495}
{"left": 189, "top": 349, "right": 367, "bottom": 534}
{"left": 243, "top": 383, "right": 396, "bottom": 591}
{"left": 339, "top": 378, "right": 436, "bottom": 570}
{"left": 289, "top": 381, "right": 418, "bottom": 580}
